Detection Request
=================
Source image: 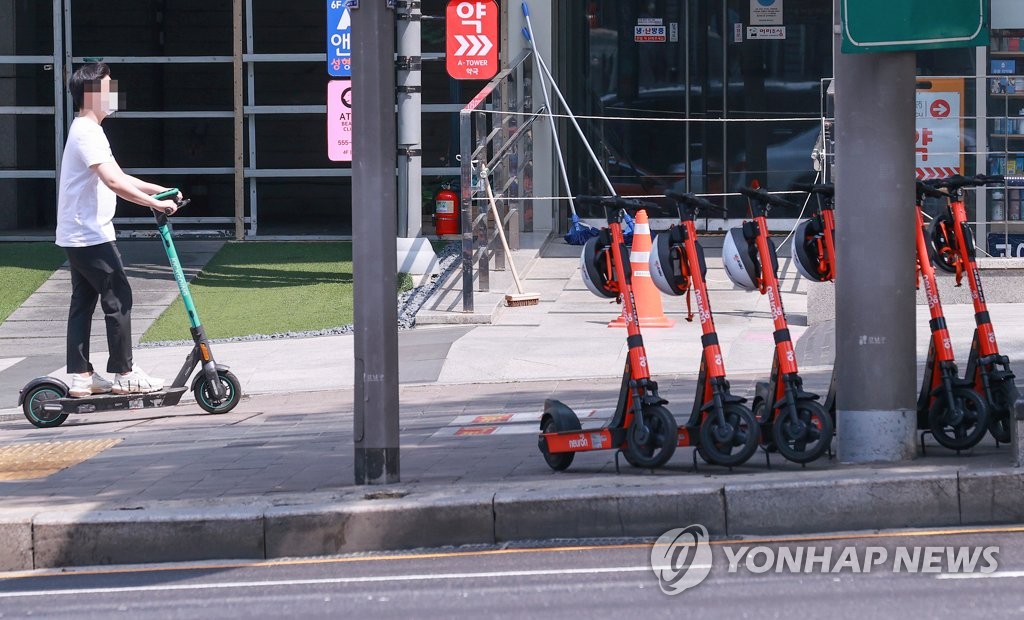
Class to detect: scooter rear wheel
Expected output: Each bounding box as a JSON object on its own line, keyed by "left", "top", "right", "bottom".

{"left": 22, "top": 384, "right": 69, "bottom": 429}
{"left": 697, "top": 403, "right": 759, "bottom": 468}
{"left": 625, "top": 405, "right": 678, "bottom": 469}
{"left": 539, "top": 417, "right": 575, "bottom": 471}
{"left": 194, "top": 370, "right": 242, "bottom": 414}
{"left": 928, "top": 387, "right": 988, "bottom": 451}
{"left": 772, "top": 399, "right": 834, "bottom": 464}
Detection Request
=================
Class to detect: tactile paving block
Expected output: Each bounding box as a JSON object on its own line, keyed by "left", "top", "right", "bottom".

{"left": 0, "top": 439, "right": 122, "bottom": 481}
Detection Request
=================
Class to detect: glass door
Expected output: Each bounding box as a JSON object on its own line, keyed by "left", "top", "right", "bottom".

{"left": 559, "top": 0, "right": 831, "bottom": 220}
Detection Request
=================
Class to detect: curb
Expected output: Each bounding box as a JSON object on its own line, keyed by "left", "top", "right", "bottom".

{"left": 3, "top": 467, "right": 1023, "bottom": 571}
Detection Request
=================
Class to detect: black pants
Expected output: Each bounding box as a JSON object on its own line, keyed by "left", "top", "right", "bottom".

{"left": 64, "top": 242, "right": 133, "bottom": 374}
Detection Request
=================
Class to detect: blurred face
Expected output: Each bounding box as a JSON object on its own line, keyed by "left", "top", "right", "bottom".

{"left": 84, "top": 76, "right": 119, "bottom": 116}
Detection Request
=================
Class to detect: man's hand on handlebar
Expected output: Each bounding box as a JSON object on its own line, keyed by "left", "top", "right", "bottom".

{"left": 154, "top": 199, "right": 179, "bottom": 215}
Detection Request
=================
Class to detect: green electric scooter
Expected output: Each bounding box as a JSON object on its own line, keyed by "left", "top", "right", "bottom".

{"left": 18, "top": 189, "right": 242, "bottom": 428}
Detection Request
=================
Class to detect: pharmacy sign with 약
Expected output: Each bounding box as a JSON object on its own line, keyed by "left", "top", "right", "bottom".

{"left": 446, "top": 0, "right": 499, "bottom": 80}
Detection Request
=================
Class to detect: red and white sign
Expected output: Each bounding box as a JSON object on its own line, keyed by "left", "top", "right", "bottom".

{"left": 327, "top": 79, "right": 352, "bottom": 162}
{"left": 446, "top": 0, "right": 498, "bottom": 80}
{"left": 915, "top": 82, "right": 962, "bottom": 180}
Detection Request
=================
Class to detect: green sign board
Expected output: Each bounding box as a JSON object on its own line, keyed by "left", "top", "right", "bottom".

{"left": 842, "top": 0, "right": 989, "bottom": 54}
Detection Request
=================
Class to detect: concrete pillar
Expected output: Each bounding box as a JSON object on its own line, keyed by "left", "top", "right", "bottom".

{"left": 833, "top": 7, "right": 918, "bottom": 463}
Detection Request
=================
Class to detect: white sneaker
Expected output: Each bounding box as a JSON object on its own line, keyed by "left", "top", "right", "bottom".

{"left": 112, "top": 366, "right": 165, "bottom": 394}
{"left": 69, "top": 373, "right": 114, "bottom": 398}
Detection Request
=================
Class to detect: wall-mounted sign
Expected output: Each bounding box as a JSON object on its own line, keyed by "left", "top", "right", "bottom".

{"left": 328, "top": 79, "right": 352, "bottom": 162}
{"left": 446, "top": 0, "right": 499, "bottom": 80}
{"left": 915, "top": 79, "right": 963, "bottom": 180}
{"left": 751, "top": 0, "right": 783, "bottom": 26}
{"left": 327, "top": 1, "right": 352, "bottom": 77}
{"left": 747, "top": 26, "right": 786, "bottom": 40}
{"left": 634, "top": 17, "right": 666, "bottom": 43}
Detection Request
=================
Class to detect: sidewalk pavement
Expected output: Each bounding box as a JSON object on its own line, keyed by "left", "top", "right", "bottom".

{"left": 1, "top": 234, "right": 1023, "bottom": 571}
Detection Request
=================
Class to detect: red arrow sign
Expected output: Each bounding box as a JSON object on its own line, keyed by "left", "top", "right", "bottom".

{"left": 930, "top": 99, "right": 950, "bottom": 118}
{"left": 446, "top": 0, "right": 499, "bottom": 80}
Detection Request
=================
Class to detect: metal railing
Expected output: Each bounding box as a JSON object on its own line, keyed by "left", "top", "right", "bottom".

{"left": 459, "top": 49, "right": 538, "bottom": 312}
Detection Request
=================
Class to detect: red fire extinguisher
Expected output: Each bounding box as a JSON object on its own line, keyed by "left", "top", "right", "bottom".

{"left": 434, "top": 183, "right": 459, "bottom": 236}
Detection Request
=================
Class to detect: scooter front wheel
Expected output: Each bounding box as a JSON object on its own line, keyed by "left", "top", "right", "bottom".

{"left": 625, "top": 405, "right": 678, "bottom": 469}
{"left": 928, "top": 387, "right": 988, "bottom": 451}
{"left": 539, "top": 417, "right": 575, "bottom": 471}
{"left": 986, "top": 378, "right": 1018, "bottom": 444}
{"left": 772, "top": 399, "right": 833, "bottom": 464}
{"left": 697, "top": 403, "right": 759, "bottom": 468}
{"left": 194, "top": 370, "right": 242, "bottom": 414}
{"left": 22, "top": 383, "right": 69, "bottom": 428}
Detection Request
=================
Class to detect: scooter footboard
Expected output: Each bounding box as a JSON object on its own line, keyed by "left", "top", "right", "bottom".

{"left": 544, "top": 429, "right": 619, "bottom": 453}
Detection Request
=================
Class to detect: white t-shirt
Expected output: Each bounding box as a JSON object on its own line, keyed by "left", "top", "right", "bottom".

{"left": 55, "top": 117, "right": 117, "bottom": 247}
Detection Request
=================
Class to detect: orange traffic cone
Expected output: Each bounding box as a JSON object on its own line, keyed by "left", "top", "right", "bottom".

{"left": 609, "top": 209, "right": 675, "bottom": 328}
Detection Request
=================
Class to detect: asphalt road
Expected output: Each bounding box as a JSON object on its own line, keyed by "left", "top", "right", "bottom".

{"left": 1, "top": 527, "right": 1024, "bottom": 619}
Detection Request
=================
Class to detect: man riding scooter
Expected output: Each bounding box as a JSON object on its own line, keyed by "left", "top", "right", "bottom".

{"left": 57, "top": 61, "right": 182, "bottom": 397}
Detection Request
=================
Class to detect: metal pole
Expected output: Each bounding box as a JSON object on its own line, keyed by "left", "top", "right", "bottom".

{"left": 397, "top": 0, "right": 422, "bottom": 238}
{"left": 833, "top": 1, "right": 917, "bottom": 463}
{"left": 352, "top": 0, "right": 400, "bottom": 485}
{"left": 233, "top": 0, "right": 244, "bottom": 240}
{"left": 52, "top": 0, "right": 64, "bottom": 186}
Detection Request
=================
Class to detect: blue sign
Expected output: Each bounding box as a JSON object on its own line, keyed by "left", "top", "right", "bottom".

{"left": 988, "top": 233, "right": 1024, "bottom": 258}
{"left": 992, "top": 59, "right": 1017, "bottom": 75}
{"left": 327, "top": 1, "right": 352, "bottom": 77}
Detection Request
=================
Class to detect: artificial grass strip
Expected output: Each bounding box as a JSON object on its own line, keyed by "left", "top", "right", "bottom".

{"left": 0, "top": 243, "right": 66, "bottom": 323}
{"left": 143, "top": 241, "right": 411, "bottom": 342}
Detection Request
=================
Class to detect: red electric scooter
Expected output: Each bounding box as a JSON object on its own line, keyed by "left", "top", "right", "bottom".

{"left": 649, "top": 191, "right": 760, "bottom": 468}
{"left": 926, "top": 174, "right": 1020, "bottom": 444}
{"left": 791, "top": 182, "right": 839, "bottom": 422}
{"left": 538, "top": 196, "right": 678, "bottom": 471}
{"left": 730, "top": 186, "right": 833, "bottom": 464}
{"left": 915, "top": 180, "right": 990, "bottom": 451}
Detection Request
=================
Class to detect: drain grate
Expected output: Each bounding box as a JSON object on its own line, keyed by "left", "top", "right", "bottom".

{"left": 0, "top": 438, "right": 122, "bottom": 481}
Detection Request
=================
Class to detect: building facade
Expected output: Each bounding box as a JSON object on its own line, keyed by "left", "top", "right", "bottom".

{"left": 1, "top": 1, "right": 1023, "bottom": 251}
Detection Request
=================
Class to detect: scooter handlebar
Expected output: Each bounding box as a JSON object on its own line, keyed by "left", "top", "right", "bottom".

{"left": 791, "top": 182, "right": 835, "bottom": 197}
{"left": 664, "top": 190, "right": 722, "bottom": 213}
{"left": 150, "top": 189, "right": 189, "bottom": 222}
{"left": 574, "top": 195, "right": 656, "bottom": 210}
{"left": 737, "top": 186, "right": 801, "bottom": 210}
{"left": 915, "top": 181, "right": 947, "bottom": 200}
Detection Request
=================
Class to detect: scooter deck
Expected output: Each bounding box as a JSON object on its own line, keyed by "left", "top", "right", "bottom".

{"left": 47, "top": 387, "right": 188, "bottom": 415}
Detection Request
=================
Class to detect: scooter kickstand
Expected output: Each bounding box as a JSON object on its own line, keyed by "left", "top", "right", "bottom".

{"left": 691, "top": 449, "right": 700, "bottom": 472}
{"left": 614, "top": 450, "right": 622, "bottom": 474}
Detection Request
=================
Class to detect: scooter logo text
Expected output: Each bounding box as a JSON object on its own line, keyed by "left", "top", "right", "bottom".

{"left": 567, "top": 435, "right": 589, "bottom": 449}
{"left": 650, "top": 524, "right": 713, "bottom": 595}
